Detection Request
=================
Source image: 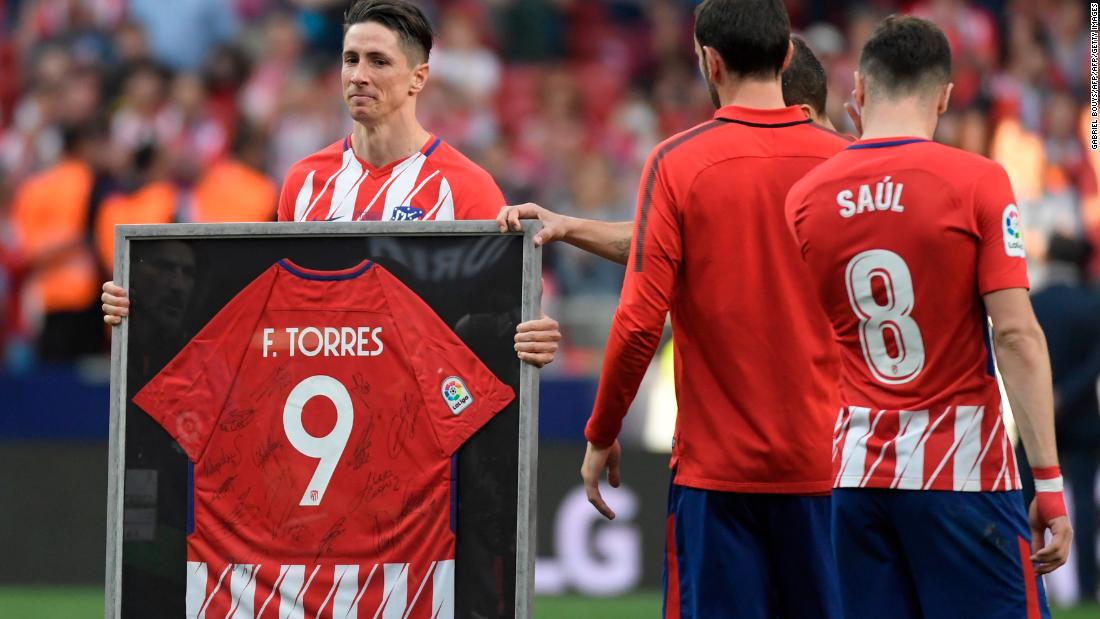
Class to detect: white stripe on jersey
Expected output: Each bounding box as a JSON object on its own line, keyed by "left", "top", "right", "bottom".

{"left": 831, "top": 407, "right": 847, "bottom": 461}
{"left": 187, "top": 561, "right": 449, "bottom": 618}
{"left": 380, "top": 154, "right": 429, "bottom": 221}
{"left": 198, "top": 564, "right": 232, "bottom": 618}
{"left": 355, "top": 153, "right": 424, "bottom": 221}
{"left": 431, "top": 560, "right": 454, "bottom": 619}
{"left": 859, "top": 409, "right": 890, "bottom": 486}
{"left": 834, "top": 403, "right": 1021, "bottom": 492}
{"left": 329, "top": 565, "right": 359, "bottom": 619}
{"left": 301, "top": 156, "right": 352, "bottom": 221}
{"left": 293, "top": 171, "right": 317, "bottom": 222}
{"left": 348, "top": 565, "right": 378, "bottom": 616}
{"left": 890, "top": 409, "right": 929, "bottom": 490}
{"left": 427, "top": 178, "right": 454, "bottom": 221}
{"left": 836, "top": 407, "right": 873, "bottom": 485}
{"left": 229, "top": 564, "right": 259, "bottom": 618}
{"left": 378, "top": 563, "right": 408, "bottom": 619}
{"left": 397, "top": 171, "right": 440, "bottom": 211}
{"left": 401, "top": 562, "right": 436, "bottom": 619}
{"left": 187, "top": 561, "right": 208, "bottom": 619}
{"left": 325, "top": 149, "right": 368, "bottom": 221}
{"left": 256, "top": 565, "right": 290, "bottom": 618}
{"left": 892, "top": 406, "right": 952, "bottom": 489}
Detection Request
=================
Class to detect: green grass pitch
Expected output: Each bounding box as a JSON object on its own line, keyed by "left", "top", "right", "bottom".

{"left": 0, "top": 588, "right": 1096, "bottom": 618}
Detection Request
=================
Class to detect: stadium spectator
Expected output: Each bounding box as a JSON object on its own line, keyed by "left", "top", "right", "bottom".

{"left": 786, "top": 15, "right": 1071, "bottom": 618}
{"left": 127, "top": 0, "right": 239, "bottom": 72}
{"left": 190, "top": 124, "right": 278, "bottom": 223}
{"left": 10, "top": 123, "right": 104, "bottom": 361}
{"left": 93, "top": 142, "right": 176, "bottom": 272}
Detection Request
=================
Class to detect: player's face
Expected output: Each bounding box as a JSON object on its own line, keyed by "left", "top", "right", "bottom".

{"left": 341, "top": 22, "right": 427, "bottom": 124}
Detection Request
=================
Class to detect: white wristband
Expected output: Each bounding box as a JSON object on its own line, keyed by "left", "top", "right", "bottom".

{"left": 1034, "top": 476, "right": 1064, "bottom": 493}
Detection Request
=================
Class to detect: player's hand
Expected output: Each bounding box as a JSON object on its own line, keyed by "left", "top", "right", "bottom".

{"left": 581, "top": 439, "right": 622, "bottom": 520}
{"left": 101, "top": 281, "right": 130, "bottom": 326}
{"left": 844, "top": 90, "right": 863, "bottom": 137}
{"left": 496, "top": 203, "right": 572, "bottom": 247}
{"left": 514, "top": 312, "right": 560, "bottom": 368}
{"left": 1028, "top": 499, "right": 1072, "bottom": 574}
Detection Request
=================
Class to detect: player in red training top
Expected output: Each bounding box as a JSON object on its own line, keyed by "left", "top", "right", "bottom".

{"left": 133, "top": 259, "right": 514, "bottom": 618}
{"left": 785, "top": 16, "right": 1071, "bottom": 619}
{"left": 549, "top": 1, "right": 849, "bottom": 616}
{"left": 101, "top": 0, "right": 560, "bottom": 368}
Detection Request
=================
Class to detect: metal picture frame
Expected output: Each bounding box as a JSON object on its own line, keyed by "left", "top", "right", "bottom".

{"left": 104, "top": 221, "right": 542, "bottom": 618}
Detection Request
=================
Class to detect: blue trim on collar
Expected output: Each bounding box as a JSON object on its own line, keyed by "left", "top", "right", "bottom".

{"left": 423, "top": 137, "right": 442, "bottom": 158}
{"left": 343, "top": 135, "right": 351, "bottom": 151}
{"left": 846, "top": 138, "right": 929, "bottom": 150}
{"left": 278, "top": 259, "right": 373, "bottom": 281}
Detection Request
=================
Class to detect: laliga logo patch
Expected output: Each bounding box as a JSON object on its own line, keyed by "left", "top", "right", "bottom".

{"left": 391, "top": 206, "right": 425, "bottom": 221}
{"left": 441, "top": 376, "right": 473, "bottom": 415}
{"left": 1002, "top": 204, "right": 1025, "bottom": 258}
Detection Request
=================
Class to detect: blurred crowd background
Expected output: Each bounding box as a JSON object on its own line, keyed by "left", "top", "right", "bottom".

{"left": 1, "top": 0, "right": 1099, "bottom": 608}
{"left": 0, "top": 0, "right": 1096, "bottom": 375}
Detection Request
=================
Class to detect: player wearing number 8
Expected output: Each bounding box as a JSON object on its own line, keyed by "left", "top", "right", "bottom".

{"left": 785, "top": 16, "right": 1072, "bottom": 619}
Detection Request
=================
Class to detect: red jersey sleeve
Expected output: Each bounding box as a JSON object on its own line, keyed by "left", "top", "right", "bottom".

{"left": 453, "top": 172, "right": 506, "bottom": 220}
{"left": 374, "top": 266, "right": 515, "bottom": 455}
{"left": 972, "top": 164, "right": 1029, "bottom": 294}
{"left": 585, "top": 151, "right": 682, "bottom": 447}
{"left": 784, "top": 177, "right": 811, "bottom": 258}
{"left": 132, "top": 267, "right": 277, "bottom": 461}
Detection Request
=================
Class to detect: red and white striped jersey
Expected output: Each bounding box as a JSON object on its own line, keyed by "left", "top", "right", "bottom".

{"left": 133, "top": 260, "right": 515, "bottom": 618}
{"left": 786, "top": 137, "right": 1030, "bottom": 492}
{"left": 832, "top": 405, "right": 1020, "bottom": 491}
{"left": 277, "top": 135, "right": 505, "bottom": 223}
{"left": 185, "top": 560, "right": 454, "bottom": 618}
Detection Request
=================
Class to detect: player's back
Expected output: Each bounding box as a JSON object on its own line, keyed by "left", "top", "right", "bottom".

{"left": 787, "top": 137, "right": 1030, "bottom": 491}
{"left": 654, "top": 106, "right": 849, "bottom": 492}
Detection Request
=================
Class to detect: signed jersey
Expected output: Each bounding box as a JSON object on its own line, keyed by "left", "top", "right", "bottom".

{"left": 132, "top": 259, "right": 514, "bottom": 618}
{"left": 277, "top": 135, "right": 505, "bottom": 222}
{"left": 786, "top": 137, "right": 1029, "bottom": 492}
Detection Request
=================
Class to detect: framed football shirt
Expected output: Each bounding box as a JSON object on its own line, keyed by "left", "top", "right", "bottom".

{"left": 105, "top": 221, "right": 541, "bottom": 619}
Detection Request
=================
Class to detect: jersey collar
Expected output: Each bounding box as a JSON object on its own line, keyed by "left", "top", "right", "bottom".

{"left": 713, "top": 105, "right": 812, "bottom": 128}
{"left": 343, "top": 134, "right": 443, "bottom": 178}
{"left": 846, "top": 136, "right": 931, "bottom": 150}
{"left": 278, "top": 258, "right": 374, "bottom": 281}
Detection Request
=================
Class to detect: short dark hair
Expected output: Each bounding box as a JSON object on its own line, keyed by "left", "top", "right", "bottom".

{"left": 344, "top": 0, "right": 433, "bottom": 64}
{"left": 859, "top": 15, "right": 951, "bottom": 98}
{"left": 782, "top": 36, "right": 828, "bottom": 116}
{"left": 694, "top": 0, "right": 790, "bottom": 79}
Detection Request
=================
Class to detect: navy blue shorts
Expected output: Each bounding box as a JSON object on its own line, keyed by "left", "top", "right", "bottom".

{"left": 832, "top": 488, "right": 1050, "bottom": 619}
{"left": 663, "top": 482, "right": 842, "bottom": 619}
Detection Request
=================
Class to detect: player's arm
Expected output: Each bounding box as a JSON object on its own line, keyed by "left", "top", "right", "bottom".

{"left": 973, "top": 162, "right": 1071, "bottom": 573}
{"left": 497, "top": 203, "right": 633, "bottom": 265}
{"left": 582, "top": 156, "right": 681, "bottom": 519}
{"left": 464, "top": 181, "right": 563, "bottom": 368}
{"left": 984, "top": 289, "right": 1071, "bottom": 573}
